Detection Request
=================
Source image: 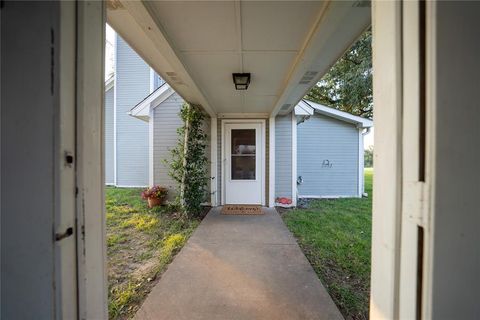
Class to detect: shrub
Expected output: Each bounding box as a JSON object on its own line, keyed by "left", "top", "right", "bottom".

{"left": 165, "top": 102, "right": 209, "bottom": 218}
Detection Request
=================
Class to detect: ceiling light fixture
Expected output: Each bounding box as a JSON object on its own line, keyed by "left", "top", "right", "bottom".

{"left": 232, "top": 73, "right": 251, "bottom": 90}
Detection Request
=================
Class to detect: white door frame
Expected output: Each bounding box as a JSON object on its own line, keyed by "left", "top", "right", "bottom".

{"left": 221, "top": 119, "right": 266, "bottom": 206}
{"left": 76, "top": 1, "right": 108, "bottom": 318}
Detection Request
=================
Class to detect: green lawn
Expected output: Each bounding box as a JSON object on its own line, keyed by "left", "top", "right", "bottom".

{"left": 106, "top": 187, "right": 201, "bottom": 319}
{"left": 283, "top": 169, "right": 373, "bottom": 320}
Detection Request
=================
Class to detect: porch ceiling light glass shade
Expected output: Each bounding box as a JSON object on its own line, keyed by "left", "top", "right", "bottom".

{"left": 232, "top": 73, "right": 251, "bottom": 90}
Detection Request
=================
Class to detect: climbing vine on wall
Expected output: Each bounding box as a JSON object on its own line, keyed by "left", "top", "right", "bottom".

{"left": 165, "top": 102, "right": 208, "bottom": 218}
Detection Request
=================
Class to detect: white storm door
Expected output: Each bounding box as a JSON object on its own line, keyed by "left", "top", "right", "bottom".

{"left": 225, "top": 123, "right": 263, "bottom": 204}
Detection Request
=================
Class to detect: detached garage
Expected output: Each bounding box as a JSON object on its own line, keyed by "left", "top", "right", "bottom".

{"left": 275, "top": 100, "right": 373, "bottom": 206}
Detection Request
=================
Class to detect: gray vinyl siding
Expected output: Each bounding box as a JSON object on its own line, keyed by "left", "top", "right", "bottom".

{"left": 152, "top": 94, "right": 183, "bottom": 197}
{"left": 275, "top": 114, "right": 293, "bottom": 199}
{"left": 153, "top": 72, "right": 165, "bottom": 90}
{"left": 297, "top": 113, "right": 359, "bottom": 197}
{"left": 105, "top": 86, "right": 115, "bottom": 184}
{"left": 152, "top": 94, "right": 211, "bottom": 201}
{"left": 115, "top": 35, "right": 150, "bottom": 186}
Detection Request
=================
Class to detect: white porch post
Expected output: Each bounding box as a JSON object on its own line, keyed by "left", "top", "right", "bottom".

{"left": 370, "top": 0, "right": 403, "bottom": 318}
{"left": 113, "top": 32, "right": 118, "bottom": 186}
{"left": 291, "top": 112, "right": 297, "bottom": 207}
{"left": 76, "top": 1, "right": 108, "bottom": 318}
{"left": 210, "top": 117, "right": 218, "bottom": 206}
{"left": 269, "top": 117, "right": 276, "bottom": 207}
{"left": 372, "top": 1, "right": 480, "bottom": 318}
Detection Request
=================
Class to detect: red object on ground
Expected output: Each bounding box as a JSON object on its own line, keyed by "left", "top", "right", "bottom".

{"left": 276, "top": 197, "right": 292, "bottom": 205}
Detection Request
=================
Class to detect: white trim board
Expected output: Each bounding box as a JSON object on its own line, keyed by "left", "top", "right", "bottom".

{"left": 148, "top": 108, "right": 154, "bottom": 186}
{"left": 105, "top": 75, "right": 114, "bottom": 91}
{"left": 268, "top": 117, "right": 276, "bottom": 207}
{"left": 210, "top": 117, "right": 218, "bottom": 206}
{"left": 113, "top": 33, "right": 118, "bottom": 186}
{"left": 58, "top": 3, "right": 78, "bottom": 316}
{"left": 76, "top": 2, "right": 108, "bottom": 317}
{"left": 298, "top": 195, "right": 360, "bottom": 199}
{"left": 149, "top": 68, "right": 155, "bottom": 93}
{"left": 218, "top": 113, "right": 269, "bottom": 119}
{"left": 220, "top": 119, "right": 266, "bottom": 206}
{"left": 276, "top": 203, "right": 295, "bottom": 208}
{"left": 291, "top": 112, "right": 298, "bottom": 207}
{"left": 114, "top": 184, "right": 149, "bottom": 188}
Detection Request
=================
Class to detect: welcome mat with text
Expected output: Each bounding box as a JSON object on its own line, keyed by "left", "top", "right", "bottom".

{"left": 221, "top": 205, "right": 264, "bottom": 215}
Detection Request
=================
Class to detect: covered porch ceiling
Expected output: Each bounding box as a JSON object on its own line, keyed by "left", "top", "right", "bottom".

{"left": 107, "top": 0, "right": 370, "bottom": 117}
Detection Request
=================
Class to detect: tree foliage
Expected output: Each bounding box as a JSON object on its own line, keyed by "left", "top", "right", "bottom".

{"left": 165, "top": 103, "right": 209, "bottom": 217}
{"left": 305, "top": 29, "right": 372, "bottom": 119}
{"left": 364, "top": 145, "right": 374, "bottom": 168}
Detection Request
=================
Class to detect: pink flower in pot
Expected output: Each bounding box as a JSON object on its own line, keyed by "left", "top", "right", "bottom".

{"left": 141, "top": 185, "right": 168, "bottom": 208}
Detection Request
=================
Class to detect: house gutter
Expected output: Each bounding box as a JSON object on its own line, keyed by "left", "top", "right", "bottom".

{"left": 297, "top": 115, "right": 310, "bottom": 125}
{"left": 362, "top": 127, "right": 372, "bottom": 136}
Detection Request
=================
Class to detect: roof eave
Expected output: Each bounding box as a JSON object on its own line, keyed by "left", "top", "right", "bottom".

{"left": 129, "top": 84, "right": 175, "bottom": 122}
{"left": 301, "top": 99, "right": 373, "bottom": 128}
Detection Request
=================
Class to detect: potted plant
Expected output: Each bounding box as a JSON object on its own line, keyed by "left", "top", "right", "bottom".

{"left": 141, "top": 185, "right": 168, "bottom": 208}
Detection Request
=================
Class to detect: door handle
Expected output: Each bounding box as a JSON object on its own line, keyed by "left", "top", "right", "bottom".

{"left": 55, "top": 227, "right": 73, "bottom": 241}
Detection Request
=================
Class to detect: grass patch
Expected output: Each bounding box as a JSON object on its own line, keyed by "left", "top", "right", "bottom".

{"left": 121, "top": 213, "right": 160, "bottom": 231}
{"left": 282, "top": 168, "right": 373, "bottom": 320}
{"left": 106, "top": 187, "right": 202, "bottom": 319}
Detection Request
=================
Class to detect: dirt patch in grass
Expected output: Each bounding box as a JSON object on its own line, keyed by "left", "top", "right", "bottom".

{"left": 106, "top": 187, "right": 207, "bottom": 319}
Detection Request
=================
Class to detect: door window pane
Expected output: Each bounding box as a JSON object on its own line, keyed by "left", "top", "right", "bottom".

{"left": 231, "top": 156, "right": 256, "bottom": 180}
{"left": 231, "top": 129, "right": 256, "bottom": 180}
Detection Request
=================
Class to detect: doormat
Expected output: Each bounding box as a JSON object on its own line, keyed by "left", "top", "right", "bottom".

{"left": 221, "top": 205, "right": 263, "bottom": 215}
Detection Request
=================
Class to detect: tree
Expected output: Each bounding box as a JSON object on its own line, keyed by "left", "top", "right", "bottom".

{"left": 305, "top": 29, "right": 372, "bottom": 119}
{"left": 364, "top": 145, "right": 374, "bottom": 168}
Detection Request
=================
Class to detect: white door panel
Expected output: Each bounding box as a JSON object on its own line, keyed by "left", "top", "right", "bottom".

{"left": 225, "top": 123, "right": 263, "bottom": 204}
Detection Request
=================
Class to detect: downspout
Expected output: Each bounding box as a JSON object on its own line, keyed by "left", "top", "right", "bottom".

{"left": 362, "top": 127, "right": 372, "bottom": 136}
{"left": 295, "top": 112, "right": 311, "bottom": 205}
{"left": 360, "top": 126, "right": 371, "bottom": 196}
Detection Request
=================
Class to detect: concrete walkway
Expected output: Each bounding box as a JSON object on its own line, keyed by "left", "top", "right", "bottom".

{"left": 135, "top": 207, "right": 343, "bottom": 320}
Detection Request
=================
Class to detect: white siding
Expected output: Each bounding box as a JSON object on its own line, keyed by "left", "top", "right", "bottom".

{"left": 297, "top": 113, "right": 359, "bottom": 197}
{"left": 152, "top": 94, "right": 211, "bottom": 201}
{"left": 275, "top": 114, "right": 293, "bottom": 199}
{"left": 115, "top": 36, "right": 150, "bottom": 186}
{"left": 104, "top": 86, "right": 115, "bottom": 184}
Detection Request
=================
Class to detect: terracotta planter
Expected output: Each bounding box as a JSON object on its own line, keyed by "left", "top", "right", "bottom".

{"left": 147, "top": 196, "right": 164, "bottom": 208}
